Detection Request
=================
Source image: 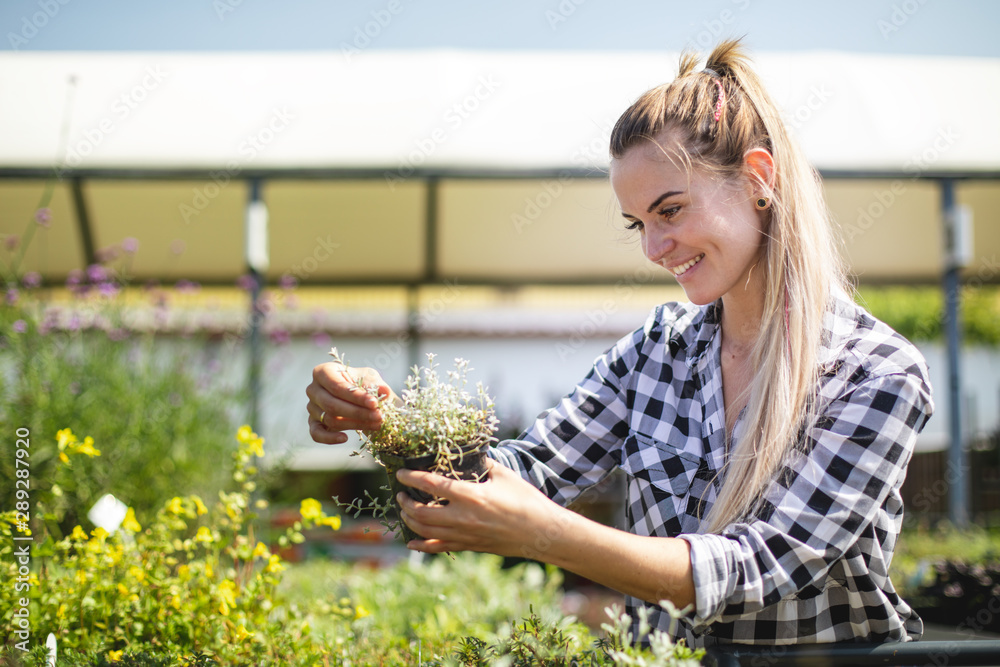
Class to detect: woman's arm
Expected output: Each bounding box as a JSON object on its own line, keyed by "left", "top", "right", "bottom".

{"left": 396, "top": 460, "right": 696, "bottom": 610}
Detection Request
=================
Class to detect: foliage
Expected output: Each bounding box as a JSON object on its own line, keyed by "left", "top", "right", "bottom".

{"left": 855, "top": 285, "right": 1000, "bottom": 346}
{"left": 0, "top": 426, "right": 354, "bottom": 665}
{"left": 890, "top": 524, "right": 1000, "bottom": 597}
{"left": 332, "top": 348, "right": 499, "bottom": 464}
{"left": 0, "top": 279, "right": 242, "bottom": 534}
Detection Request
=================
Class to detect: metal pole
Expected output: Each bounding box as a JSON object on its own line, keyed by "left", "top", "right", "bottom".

{"left": 942, "top": 178, "right": 968, "bottom": 527}
{"left": 246, "top": 179, "right": 269, "bottom": 429}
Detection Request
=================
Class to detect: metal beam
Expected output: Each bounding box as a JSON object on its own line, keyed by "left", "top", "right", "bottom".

{"left": 69, "top": 177, "right": 96, "bottom": 266}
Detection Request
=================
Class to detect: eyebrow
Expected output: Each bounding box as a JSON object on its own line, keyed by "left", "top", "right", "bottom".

{"left": 646, "top": 191, "right": 684, "bottom": 213}
{"left": 620, "top": 190, "right": 686, "bottom": 220}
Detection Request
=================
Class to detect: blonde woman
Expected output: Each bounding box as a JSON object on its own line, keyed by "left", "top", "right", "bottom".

{"left": 306, "top": 40, "right": 933, "bottom": 646}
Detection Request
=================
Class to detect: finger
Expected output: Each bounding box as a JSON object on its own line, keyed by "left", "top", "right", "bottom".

{"left": 395, "top": 469, "right": 460, "bottom": 500}
{"left": 306, "top": 385, "right": 383, "bottom": 431}
{"left": 312, "top": 363, "right": 385, "bottom": 409}
{"left": 309, "top": 419, "right": 349, "bottom": 445}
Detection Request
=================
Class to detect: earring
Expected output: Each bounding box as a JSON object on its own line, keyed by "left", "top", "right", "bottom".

{"left": 755, "top": 197, "right": 770, "bottom": 210}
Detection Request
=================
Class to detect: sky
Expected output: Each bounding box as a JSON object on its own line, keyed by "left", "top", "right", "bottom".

{"left": 1, "top": 0, "right": 999, "bottom": 58}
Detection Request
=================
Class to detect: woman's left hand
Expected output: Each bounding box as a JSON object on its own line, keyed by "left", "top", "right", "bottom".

{"left": 396, "top": 459, "right": 564, "bottom": 557}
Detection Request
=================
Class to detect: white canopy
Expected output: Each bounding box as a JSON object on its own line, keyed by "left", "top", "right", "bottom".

{"left": 1, "top": 49, "right": 998, "bottom": 172}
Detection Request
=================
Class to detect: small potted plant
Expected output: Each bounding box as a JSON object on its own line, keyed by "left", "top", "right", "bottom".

{"left": 330, "top": 349, "right": 499, "bottom": 542}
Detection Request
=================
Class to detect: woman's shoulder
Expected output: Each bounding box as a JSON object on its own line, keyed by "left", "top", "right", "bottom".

{"left": 822, "top": 289, "right": 931, "bottom": 388}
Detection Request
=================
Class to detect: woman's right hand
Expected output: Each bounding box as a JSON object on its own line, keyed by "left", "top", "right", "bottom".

{"left": 306, "top": 362, "right": 396, "bottom": 445}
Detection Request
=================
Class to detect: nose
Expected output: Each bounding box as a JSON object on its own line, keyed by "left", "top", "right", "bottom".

{"left": 641, "top": 223, "right": 676, "bottom": 265}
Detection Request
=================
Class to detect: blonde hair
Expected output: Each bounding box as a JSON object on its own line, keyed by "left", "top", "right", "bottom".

{"left": 610, "top": 39, "right": 846, "bottom": 533}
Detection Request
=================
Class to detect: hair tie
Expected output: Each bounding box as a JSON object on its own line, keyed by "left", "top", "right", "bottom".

{"left": 712, "top": 78, "right": 725, "bottom": 123}
{"left": 702, "top": 68, "right": 726, "bottom": 123}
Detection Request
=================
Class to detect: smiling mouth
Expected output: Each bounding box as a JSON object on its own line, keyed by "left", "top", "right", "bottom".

{"left": 669, "top": 254, "right": 704, "bottom": 277}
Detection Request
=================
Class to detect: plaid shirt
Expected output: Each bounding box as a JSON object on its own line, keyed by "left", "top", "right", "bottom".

{"left": 490, "top": 290, "right": 934, "bottom": 646}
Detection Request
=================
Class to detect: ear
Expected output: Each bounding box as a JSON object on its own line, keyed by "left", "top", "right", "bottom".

{"left": 743, "top": 147, "right": 775, "bottom": 197}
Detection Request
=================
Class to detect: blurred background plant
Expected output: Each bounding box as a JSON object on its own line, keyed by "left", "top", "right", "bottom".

{"left": 0, "top": 207, "right": 245, "bottom": 535}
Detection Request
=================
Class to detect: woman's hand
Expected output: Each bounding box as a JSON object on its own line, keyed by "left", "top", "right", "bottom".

{"left": 396, "top": 459, "right": 566, "bottom": 558}
{"left": 305, "top": 362, "right": 396, "bottom": 445}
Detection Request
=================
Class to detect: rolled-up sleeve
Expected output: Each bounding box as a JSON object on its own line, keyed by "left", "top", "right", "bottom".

{"left": 680, "top": 369, "right": 933, "bottom": 626}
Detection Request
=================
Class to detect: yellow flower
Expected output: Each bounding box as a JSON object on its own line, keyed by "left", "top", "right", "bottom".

{"left": 177, "top": 564, "right": 190, "bottom": 580}
{"left": 56, "top": 603, "right": 66, "bottom": 619}
{"left": 58, "top": 452, "right": 70, "bottom": 465}
{"left": 247, "top": 437, "right": 264, "bottom": 457}
{"left": 236, "top": 425, "right": 254, "bottom": 444}
{"left": 107, "top": 650, "right": 123, "bottom": 662}
{"left": 122, "top": 508, "right": 141, "bottom": 533}
{"left": 252, "top": 542, "right": 269, "bottom": 559}
{"left": 128, "top": 566, "right": 145, "bottom": 583}
{"left": 171, "top": 596, "right": 181, "bottom": 610}
{"left": 74, "top": 436, "right": 101, "bottom": 457}
{"left": 234, "top": 624, "right": 254, "bottom": 642}
{"left": 166, "top": 497, "right": 184, "bottom": 515}
{"left": 117, "top": 583, "right": 129, "bottom": 596}
{"left": 205, "top": 562, "right": 214, "bottom": 578}
{"left": 319, "top": 515, "right": 342, "bottom": 531}
{"left": 194, "top": 526, "right": 214, "bottom": 544}
{"left": 264, "top": 554, "right": 285, "bottom": 574}
{"left": 254, "top": 499, "right": 269, "bottom": 509}
{"left": 191, "top": 496, "right": 208, "bottom": 516}
{"left": 56, "top": 428, "right": 76, "bottom": 450}
{"left": 75, "top": 569, "right": 87, "bottom": 585}
{"left": 299, "top": 498, "right": 322, "bottom": 521}
{"left": 91, "top": 527, "right": 108, "bottom": 542}
{"left": 354, "top": 605, "right": 370, "bottom": 620}
{"left": 217, "top": 579, "right": 237, "bottom": 616}
{"left": 71, "top": 525, "right": 88, "bottom": 541}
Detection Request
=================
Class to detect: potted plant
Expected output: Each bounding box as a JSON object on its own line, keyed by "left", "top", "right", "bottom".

{"left": 330, "top": 349, "right": 499, "bottom": 542}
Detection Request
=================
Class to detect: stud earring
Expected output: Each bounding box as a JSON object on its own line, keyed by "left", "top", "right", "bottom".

{"left": 755, "top": 197, "right": 770, "bottom": 210}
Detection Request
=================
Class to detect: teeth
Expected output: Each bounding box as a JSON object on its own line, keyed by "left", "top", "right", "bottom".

{"left": 670, "top": 254, "right": 704, "bottom": 277}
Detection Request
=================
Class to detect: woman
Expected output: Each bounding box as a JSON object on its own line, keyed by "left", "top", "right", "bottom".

{"left": 305, "top": 40, "right": 933, "bottom": 646}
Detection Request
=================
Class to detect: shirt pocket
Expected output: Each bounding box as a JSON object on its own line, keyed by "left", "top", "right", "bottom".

{"left": 620, "top": 431, "right": 702, "bottom": 496}
{"left": 620, "top": 432, "right": 704, "bottom": 536}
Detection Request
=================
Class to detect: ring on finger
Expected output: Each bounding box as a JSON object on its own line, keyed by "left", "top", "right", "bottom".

{"left": 319, "top": 410, "right": 327, "bottom": 426}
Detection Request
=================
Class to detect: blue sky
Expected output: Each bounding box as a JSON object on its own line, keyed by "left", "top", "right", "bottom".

{"left": 2, "top": 0, "right": 998, "bottom": 57}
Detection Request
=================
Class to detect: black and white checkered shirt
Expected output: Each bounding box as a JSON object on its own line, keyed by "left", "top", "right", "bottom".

{"left": 490, "top": 290, "right": 934, "bottom": 646}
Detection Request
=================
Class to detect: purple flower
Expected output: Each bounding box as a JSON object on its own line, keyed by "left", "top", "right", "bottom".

{"left": 34, "top": 208, "right": 51, "bottom": 227}
{"left": 66, "top": 269, "right": 84, "bottom": 287}
{"left": 22, "top": 272, "right": 41, "bottom": 289}
{"left": 67, "top": 315, "right": 82, "bottom": 332}
{"left": 279, "top": 274, "right": 298, "bottom": 289}
{"left": 268, "top": 329, "right": 291, "bottom": 345}
{"left": 121, "top": 237, "right": 139, "bottom": 254}
{"left": 12, "top": 319, "right": 27, "bottom": 333}
{"left": 107, "top": 327, "right": 129, "bottom": 341}
{"left": 4, "top": 235, "right": 18, "bottom": 252}
{"left": 86, "top": 264, "right": 108, "bottom": 283}
{"left": 236, "top": 274, "right": 257, "bottom": 292}
{"left": 95, "top": 247, "right": 118, "bottom": 263}
{"left": 175, "top": 279, "right": 200, "bottom": 293}
{"left": 6, "top": 288, "right": 18, "bottom": 306}
{"left": 311, "top": 331, "right": 331, "bottom": 348}
{"left": 98, "top": 282, "right": 120, "bottom": 298}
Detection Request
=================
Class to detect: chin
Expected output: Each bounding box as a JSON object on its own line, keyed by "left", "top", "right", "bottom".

{"left": 679, "top": 288, "right": 718, "bottom": 306}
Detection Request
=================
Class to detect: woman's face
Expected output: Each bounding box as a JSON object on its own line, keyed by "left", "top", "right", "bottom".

{"left": 610, "top": 139, "right": 767, "bottom": 307}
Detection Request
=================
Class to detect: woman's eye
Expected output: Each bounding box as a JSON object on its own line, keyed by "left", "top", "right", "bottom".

{"left": 624, "top": 219, "right": 644, "bottom": 231}
{"left": 658, "top": 206, "right": 680, "bottom": 220}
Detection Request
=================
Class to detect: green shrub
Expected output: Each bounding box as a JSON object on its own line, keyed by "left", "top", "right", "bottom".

{"left": 855, "top": 286, "right": 1000, "bottom": 345}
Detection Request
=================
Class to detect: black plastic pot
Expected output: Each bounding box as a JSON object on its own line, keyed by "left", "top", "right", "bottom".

{"left": 378, "top": 443, "right": 490, "bottom": 543}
